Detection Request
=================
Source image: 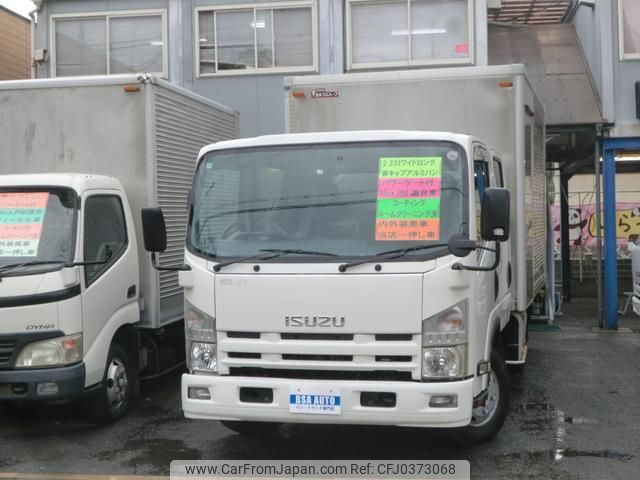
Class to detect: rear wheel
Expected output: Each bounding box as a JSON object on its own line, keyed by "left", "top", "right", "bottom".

{"left": 220, "top": 420, "right": 281, "bottom": 435}
{"left": 452, "top": 350, "right": 510, "bottom": 445}
{"left": 88, "top": 343, "right": 131, "bottom": 424}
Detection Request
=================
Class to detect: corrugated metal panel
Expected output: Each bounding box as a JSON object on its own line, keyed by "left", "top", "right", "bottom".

{"left": 153, "top": 87, "right": 237, "bottom": 305}
{"left": 530, "top": 95, "right": 547, "bottom": 301}
{"left": 489, "top": 23, "right": 603, "bottom": 126}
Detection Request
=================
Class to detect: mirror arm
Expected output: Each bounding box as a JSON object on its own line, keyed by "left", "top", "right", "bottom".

{"left": 452, "top": 242, "right": 500, "bottom": 272}
{"left": 150, "top": 252, "right": 192, "bottom": 272}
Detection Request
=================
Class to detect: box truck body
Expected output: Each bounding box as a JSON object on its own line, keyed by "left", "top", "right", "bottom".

{"left": 0, "top": 74, "right": 237, "bottom": 421}
{"left": 285, "top": 64, "right": 548, "bottom": 313}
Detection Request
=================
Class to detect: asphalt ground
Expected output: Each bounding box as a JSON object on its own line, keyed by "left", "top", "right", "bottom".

{"left": 1, "top": 298, "right": 639, "bottom": 480}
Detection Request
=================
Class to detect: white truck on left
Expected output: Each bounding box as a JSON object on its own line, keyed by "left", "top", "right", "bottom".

{"left": 0, "top": 75, "right": 237, "bottom": 422}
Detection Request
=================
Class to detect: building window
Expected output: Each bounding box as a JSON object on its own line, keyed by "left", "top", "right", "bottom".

{"left": 52, "top": 10, "right": 167, "bottom": 77}
{"left": 347, "top": 0, "right": 473, "bottom": 70}
{"left": 196, "top": 2, "right": 317, "bottom": 76}
{"left": 619, "top": 0, "right": 640, "bottom": 60}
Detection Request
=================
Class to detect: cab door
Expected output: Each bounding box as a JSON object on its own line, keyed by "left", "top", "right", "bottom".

{"left": 80, "top": 191, "right": 139, "bottom": 386}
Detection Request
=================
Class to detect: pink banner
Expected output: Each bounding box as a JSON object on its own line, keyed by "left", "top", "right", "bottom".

{"left": 0, "top": 223, "right": 43, "bottom": 240}
{"left": 0, "top": 192, "right": 48, "bottom": 209}
{"left": 377, "top": 178, "right": 441, "bottom": 198}
{"left": 551, "top": 202, "right": 640, "bottom": 247}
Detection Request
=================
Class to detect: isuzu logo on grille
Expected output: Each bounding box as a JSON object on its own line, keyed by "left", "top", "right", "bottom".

{"left": 285, "top": 316, "right": 345, "bottom": 327}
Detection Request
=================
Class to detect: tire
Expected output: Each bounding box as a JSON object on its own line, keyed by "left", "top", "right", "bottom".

{"left": 220, "top": 420, "right": 281, "bottom": 436}
{"left": 88, "top": 343, "right": 131, "bottom": 425}
{"left": 452, "top": 350, "right": 510, "bottom": 445}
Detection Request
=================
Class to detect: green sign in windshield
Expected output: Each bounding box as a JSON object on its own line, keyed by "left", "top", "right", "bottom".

{"left": 375, "top": 157, "right": 443, "bottom": 241}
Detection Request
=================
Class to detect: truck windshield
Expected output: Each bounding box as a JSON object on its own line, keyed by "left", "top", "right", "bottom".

{"left": 0, "top": 188, "right": 77, "bottom": 274}
{"left": 188, "top": 141, "right": 468, "bottom": 260}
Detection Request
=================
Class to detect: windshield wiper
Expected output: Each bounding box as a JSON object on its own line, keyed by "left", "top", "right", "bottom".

{"left": 0, "top": 253, "right": 114, "bottom": 277}
{"left": 0, "top": 260, "right": 67, "bottom": 277}
{"left": 213, "top": 248, "right": 337, "bottom": 272}
{"left": 338, "top": 243, "right": 449, "bottom": 272}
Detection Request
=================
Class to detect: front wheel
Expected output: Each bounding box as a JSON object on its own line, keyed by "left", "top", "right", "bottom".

{"left": 452, "top": 350, "right": 510, "bottom": 445}
{"left": 87, "top": 343, "right": 131, "bottom": 425}
{"left": 220, "top": 420, "right": 281, "bottom": 436}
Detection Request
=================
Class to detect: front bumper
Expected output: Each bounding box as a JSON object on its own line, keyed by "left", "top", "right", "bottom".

{"left": 182, "top": 373, "right": 474, "bottom": 428}
{"left": 0, "top": 362, "right": 85, "bottom": 401}
{"left": 633, "top": 295, "right": 640, "bottom": 316}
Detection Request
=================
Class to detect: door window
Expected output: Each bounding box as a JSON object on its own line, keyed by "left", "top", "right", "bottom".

{"left": 474, "top": 146, "right": 491, "bottom": 238}
{"left": 84, "top": 195, "right": 128, "bottom": 286}
{"left": 492, "top": 157, "right": 504, "bottom": 188}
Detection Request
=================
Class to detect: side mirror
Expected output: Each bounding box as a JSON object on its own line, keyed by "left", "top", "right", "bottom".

{"left": 448, "top": 233, "right": 477, "bottom": 258}
{"left": 481, "top": 188, "right": 510, "bottom": 242}
{"left": 141, "top": 207, "right": 167, "bottom": 253}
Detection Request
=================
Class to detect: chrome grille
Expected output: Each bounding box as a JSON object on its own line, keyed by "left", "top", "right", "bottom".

{"left": 280, "top": 333, "right": 353, "bottom": 341}
{"left": 282, "top": 354, "right": 353, "bottom": 362}
{"left": 228, "top": 368, "right": 413, "bottom": 382}
{"left": 218, "top": 332, "right": 421, "bottom": 380}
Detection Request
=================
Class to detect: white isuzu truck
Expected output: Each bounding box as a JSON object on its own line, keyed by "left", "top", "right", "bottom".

{"left": 0, "top": 75, "right": 237, "bottom": 422}
{"left": 142, "top": 65, "right": 549, "bottom": 443}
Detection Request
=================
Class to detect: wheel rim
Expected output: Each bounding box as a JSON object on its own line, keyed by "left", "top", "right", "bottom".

{"left": 471, "top": 369, "right": 500, "bottom": 427}
{"left": 106, "top": 357, "right": 128, "bottom": 412}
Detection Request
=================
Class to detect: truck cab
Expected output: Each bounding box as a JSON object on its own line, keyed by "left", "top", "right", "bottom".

{"left": 145, "top": 130, "right": 522, "bottom": 443}
{"left": 0, "top": 174, "right": 139, "bottom": 422}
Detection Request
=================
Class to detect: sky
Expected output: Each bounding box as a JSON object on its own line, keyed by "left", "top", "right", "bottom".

{"left": 0, "top": 0, "right": 36, "bottom": 18}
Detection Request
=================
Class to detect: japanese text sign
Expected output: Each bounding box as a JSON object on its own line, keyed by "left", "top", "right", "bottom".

{"left": 375, "top": 157, "right": 442, "bottom": 241}
{"left": 0, "top": 192, "right": 49, "bottom": 257}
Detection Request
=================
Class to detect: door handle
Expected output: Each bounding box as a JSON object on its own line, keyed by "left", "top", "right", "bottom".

{"left": 127, "top": 285, "right": 136, "bottom": 299}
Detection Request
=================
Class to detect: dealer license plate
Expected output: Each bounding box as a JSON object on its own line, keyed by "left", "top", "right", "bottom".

{"left": 289, "top": 386, "right": 341, "bottom": 415}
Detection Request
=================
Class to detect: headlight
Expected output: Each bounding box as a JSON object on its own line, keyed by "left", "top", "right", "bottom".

{"left": 184, "top": 300, "right": 217, "bottom": 373}
{"left": 422, "top": 345, "right": 466, "bottom": 379}
{"left": 15, "top": 334, "right": 82, "bottom": 368}
{"left": 422, "top": 301, "right": 468, "bottom": 346}
{"left": 185, "top": 300, "right": 216, "bottom": 342}
{"left": 422, "top": 301, "right": 468, "bottom": 379}
{"left": 188, "top": 341, "right": 218, "bottom": 373}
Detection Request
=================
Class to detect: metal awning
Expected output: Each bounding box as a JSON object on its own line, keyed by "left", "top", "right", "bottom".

{"left": 489, "top": 22, "right": 604, "bottom": 175}
{"left": 489, "top": 23, "right": 603, "bottom": 128}
{"left": 488, "top": 0, "right": 573, "bottom": 25}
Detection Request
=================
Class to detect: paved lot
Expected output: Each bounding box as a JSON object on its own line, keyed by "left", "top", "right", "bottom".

{"left": 1, "top": 299, "right": 639, "bottom": 479}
